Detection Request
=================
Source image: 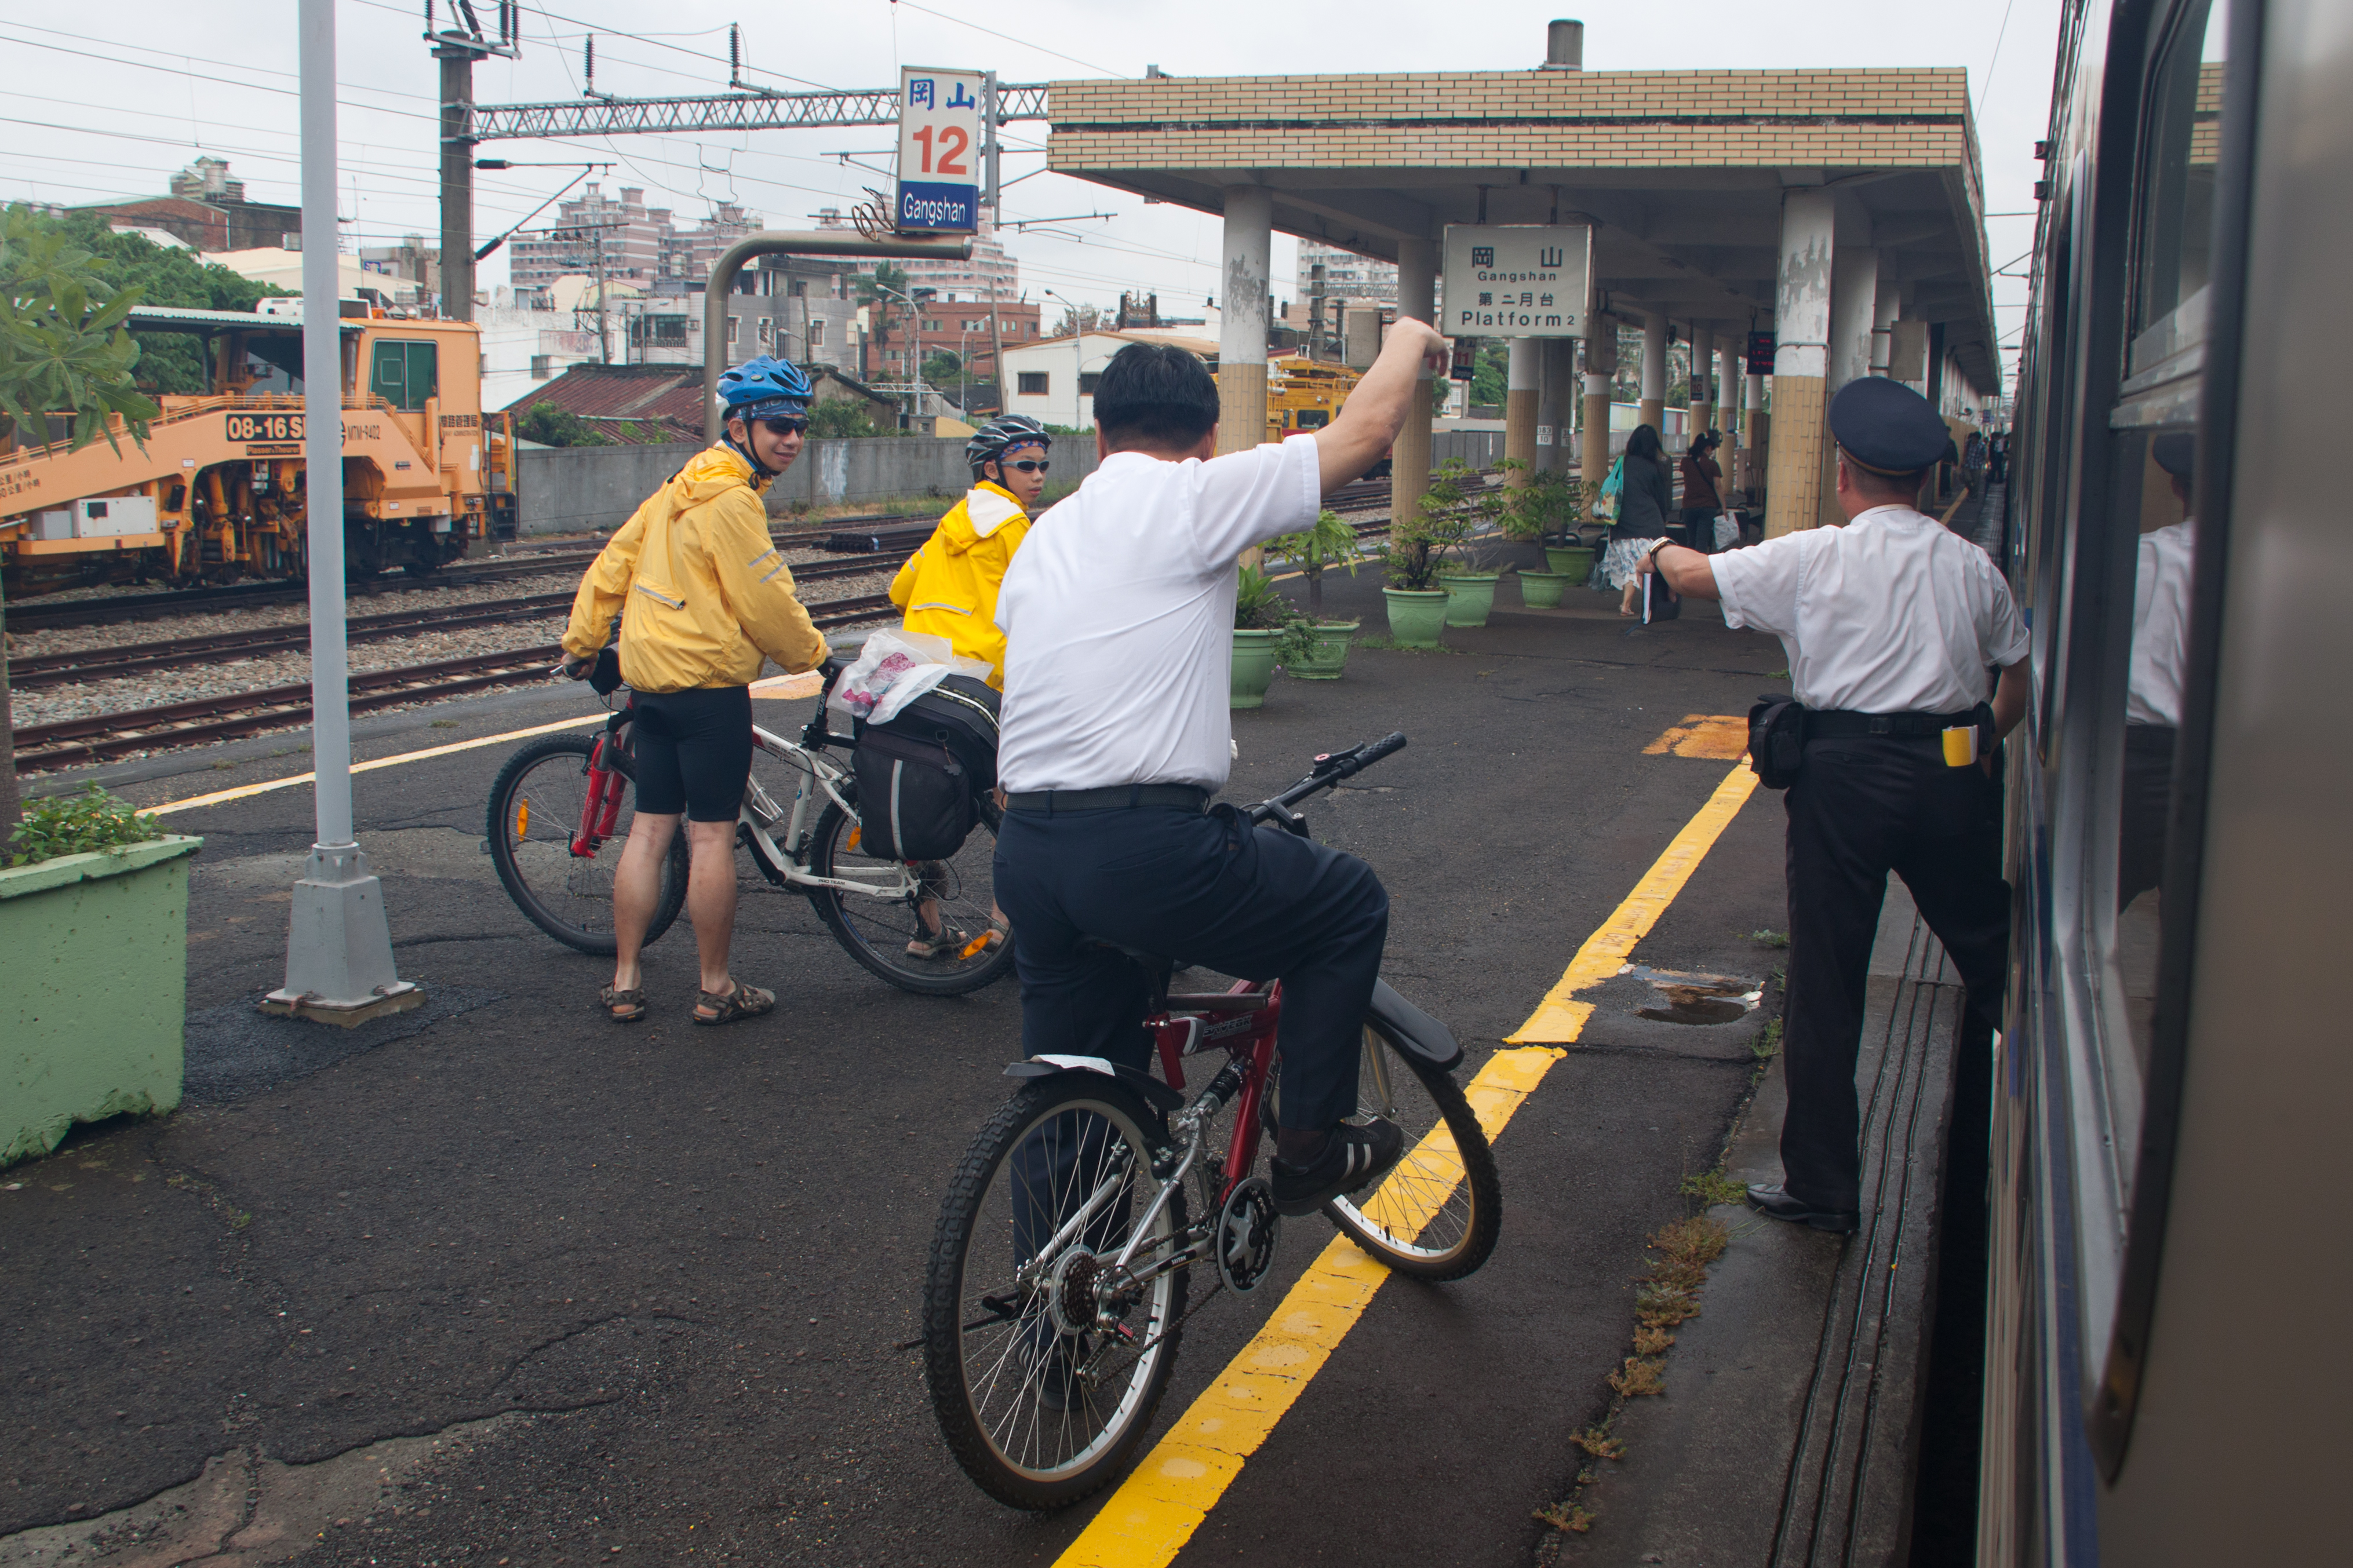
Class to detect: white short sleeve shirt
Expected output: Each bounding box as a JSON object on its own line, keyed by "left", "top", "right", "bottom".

{"left": 993, "top": 435, "right": 1323, "bottom": 793}
{"left": 2127, "top": 519, "right": 2195, "bottom": 727}
{"left": 1708, "top": 505, "right": 2030, "bottom": 714}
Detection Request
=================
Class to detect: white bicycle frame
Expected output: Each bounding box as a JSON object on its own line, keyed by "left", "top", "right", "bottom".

{"left": 736, "top": 720, "right": 923, "bottom": 903}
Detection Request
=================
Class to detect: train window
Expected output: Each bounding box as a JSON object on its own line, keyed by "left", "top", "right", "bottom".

{"left": 2130, "top": 0, "right": 2226, "bottom": 347}
{"left": 369, "top": 341, "right": 439, "bottom": 410}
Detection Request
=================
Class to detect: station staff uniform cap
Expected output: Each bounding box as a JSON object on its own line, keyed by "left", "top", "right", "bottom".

{"left": 1828, "top": 376, "right": 1957, "bottom": 477}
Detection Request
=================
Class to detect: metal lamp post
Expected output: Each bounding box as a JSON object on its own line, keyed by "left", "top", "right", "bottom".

{"left": 1043, "top": 288, "right": 1084, "bottom": 428}
{"left": 264, "top": 0, "right": 420, "bottom": 1025}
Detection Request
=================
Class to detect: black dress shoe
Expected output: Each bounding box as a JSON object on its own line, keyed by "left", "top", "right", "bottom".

{"left": 1746, "top": 1183, "right": 1860, "bottom": 1234}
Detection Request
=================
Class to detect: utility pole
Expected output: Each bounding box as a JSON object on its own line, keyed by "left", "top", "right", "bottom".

{"left": 427, "top": 4, "right": 516, "bottom": 322}
{"left": 983, "top": 72, "right": 1006, "bottom": 416}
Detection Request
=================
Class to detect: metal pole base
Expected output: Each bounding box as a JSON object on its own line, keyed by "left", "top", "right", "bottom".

{"left": 260, "top": 844, "right": 424, "bottom": 1027}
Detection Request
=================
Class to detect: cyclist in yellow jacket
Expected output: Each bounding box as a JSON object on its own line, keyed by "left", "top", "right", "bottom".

{"left": 559, "top": 356, "right": 829, "bottom": 1028}
{"left": 888, "top": 415, "right": 1051, "bottom": 689}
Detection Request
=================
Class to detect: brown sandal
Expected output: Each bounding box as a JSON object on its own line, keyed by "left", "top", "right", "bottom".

{"left": 691, "top": 982, "right": 775, "bottom": 1027}
{"left": 599, "top": 984, "right": 649, "bottom": 1023}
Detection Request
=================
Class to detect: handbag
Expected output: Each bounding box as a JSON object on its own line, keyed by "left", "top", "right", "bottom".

{"left": 1747, "top": 694, "right": 1808, "bottom": 789}
{"left": 1592, "top": 455, "right": 1623, "bottom": 524}
{"left": 1713, "top": 512, "right": 1742, "bottom": 550}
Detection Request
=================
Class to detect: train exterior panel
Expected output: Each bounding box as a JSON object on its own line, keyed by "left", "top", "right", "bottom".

{"left": 1989, "top": 0, "right": 2348, "bottom": 1559}
{"left": 0, "top": 305, "right": 516, "bottom": 589}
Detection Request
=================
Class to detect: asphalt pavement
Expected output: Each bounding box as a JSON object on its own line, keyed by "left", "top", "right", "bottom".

{"left": 2, "top": 542, "right": 1797, "bottom": 1566}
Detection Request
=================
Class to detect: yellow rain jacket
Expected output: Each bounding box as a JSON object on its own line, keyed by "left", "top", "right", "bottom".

{"left": 887, "top": 480, "right": 1031, "bottom": 687}
{"left": 560, "top": 444, "right": 828, "bottom": 692}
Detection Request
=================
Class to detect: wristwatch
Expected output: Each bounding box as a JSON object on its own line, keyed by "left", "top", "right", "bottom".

{"left": 1647, "top": 539, "right": 1673, "bottom": 573}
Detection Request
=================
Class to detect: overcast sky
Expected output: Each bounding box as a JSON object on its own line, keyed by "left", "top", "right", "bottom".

{"left": 2, "top": 0, "right": 2059, "bottom": 384}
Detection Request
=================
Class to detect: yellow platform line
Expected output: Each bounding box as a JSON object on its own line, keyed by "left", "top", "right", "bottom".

{"left": 143, "top": 713, "right": 605, "bottom": 817}
{"left": 1052, "top": 758, "right": 1761, "bottom": 1568}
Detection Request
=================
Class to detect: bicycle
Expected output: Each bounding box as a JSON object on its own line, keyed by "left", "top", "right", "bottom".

{"left": 920, "top": 732, "right": 1502, "bottom": 1509}
{"left": 485, "top": 661, "right": 1017, "bottom": 997}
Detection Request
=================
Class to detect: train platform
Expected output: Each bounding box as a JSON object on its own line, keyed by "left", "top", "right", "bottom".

{"left": 2, "top": 517, "right": 1994, "bottom": 1567}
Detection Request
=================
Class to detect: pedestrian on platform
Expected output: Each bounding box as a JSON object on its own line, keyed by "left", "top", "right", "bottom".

{"left": 1963, "top": 427, "right": 1989, "bottom": 499}
{"left": 1679, "top": 430, "right": 1727, "bottom": 554}
{"left": 1987, "top": 432, "right": 2009, "bottom": 487}
{"left": 558, "top": 355, "right": 831, "bottom": 1027}
{"left": 890, "top": 415, "right": 1051, "bottom": 690}
{"left": 1602, "top": 422, "right": 1675, "bottom": 617}
{"left": 1645, "top": 377, "right": 2030, "bottom": 1233}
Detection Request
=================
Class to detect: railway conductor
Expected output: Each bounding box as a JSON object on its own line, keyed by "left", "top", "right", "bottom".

{"left": 1649, "top": 377, "right": 2030, "bottom": 1233}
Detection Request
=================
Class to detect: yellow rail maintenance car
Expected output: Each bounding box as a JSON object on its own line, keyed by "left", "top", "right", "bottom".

{"left": 0, "top": 301, "right": 516, "bottom": 593}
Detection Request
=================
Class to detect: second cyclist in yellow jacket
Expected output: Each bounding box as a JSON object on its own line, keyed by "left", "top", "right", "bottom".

{"left": 888, "top": 416, "right": 1051, "bottom": 689}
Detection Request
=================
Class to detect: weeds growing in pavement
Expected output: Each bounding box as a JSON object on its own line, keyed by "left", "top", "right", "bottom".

{"left": 1633, "top": 1325, "right": 1677, "bottom": 1355}
{"left": 1608, "top": 1356, "right": 1667, "bottom": 1398}
{"left": 1568, "top": 1427, "right": 1625, "bottom": 1460}
{"left": 1681, "top": 1169, "right": 1747, "bottom": 1208}
{"left": 1753, "top": 1018, "right": 1784, "bottom": 1062}
{"left": 1534, "top": 1501, "right": 1597, "bottom": 1534}
{"left": 1750, "top": 927, "right": 1790, "bottom": 948}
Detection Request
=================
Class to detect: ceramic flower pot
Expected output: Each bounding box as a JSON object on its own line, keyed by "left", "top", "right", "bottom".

{"left": 1382, "top": 588, "right": 1449, "bottom": 648}
{"left": 1287, "top": 621, "right": 1360, "bottom": 680}
{"left": 1517, "top": 569, "right": 1573, "bottom": 609}
{"left": 1438, "top": 571, "right": 1500, "bottom": 628}
{"left": 1230, "top": 627, "right": 1283, "bottom": 708}
{"left": 1544, "top": 545, "right": 1596, "bottom": 580}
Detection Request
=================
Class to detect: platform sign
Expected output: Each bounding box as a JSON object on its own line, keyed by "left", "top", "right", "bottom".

{"left": 1440, "top": 225, "right": 1590, "bottom": 338}
{"left": 896, "top": 66, "right": 984, "bottom": 234}
{"left": 1747, "top": 331, "right": 1776, "bottom": 374}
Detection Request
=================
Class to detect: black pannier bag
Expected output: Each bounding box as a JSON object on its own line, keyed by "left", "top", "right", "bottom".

{"left": 851, "top": 674, "right": 1001, "bottom": 860}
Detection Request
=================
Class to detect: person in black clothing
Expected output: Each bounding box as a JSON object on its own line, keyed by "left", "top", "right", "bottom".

{"left": 1680, "top": 430, "right": 1727, "bottom": 555}
{"left": 1602, "top": 422, "right": 1675, "bottom": 617}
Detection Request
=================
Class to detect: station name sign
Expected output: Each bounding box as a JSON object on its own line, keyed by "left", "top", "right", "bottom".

{"left": 1439, "top": 224, "right": 1591, "bottom": 338}
{"left": 896, "top": 66, "right": 984, "bottom": 235}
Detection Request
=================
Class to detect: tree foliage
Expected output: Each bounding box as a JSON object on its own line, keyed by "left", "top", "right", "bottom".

{"left": 0, "top": 204, "right": 161, "bottom": 454}
{"left": 806, "top": 395, "right": 899, "bottom": 439}
{"left": 49, "top": 212, "right": 289, "bottom": 395}
{"left": 515, "top": 401, "right": 615, "bottom": 448}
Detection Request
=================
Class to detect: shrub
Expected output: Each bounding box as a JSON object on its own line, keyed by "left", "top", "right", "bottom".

{"left": 1266, "top": 509, "right": 1363, "bottom": 619}
{"left": 8, "top": 785, "right": 165, "bottom": 868}
{"left": 1233, "top": 565, "right": 1316, "bottom": 665}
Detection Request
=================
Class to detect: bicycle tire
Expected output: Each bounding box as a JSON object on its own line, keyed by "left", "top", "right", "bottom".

{"left": 807, "top": 797, "right": 1018, "bottom": 996}
{"left": 924, "top": 1074, "right": 1189, "bottom": 1511}
{"left": 1322, "top": 1016, "right": 1502, "bottom": 1282}
{"left": 485, "top": 733, "right": 687, "bottom": 956}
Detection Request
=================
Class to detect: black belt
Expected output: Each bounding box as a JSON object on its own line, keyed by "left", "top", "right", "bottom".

{"left": 1004, "top": 784, "right": 1210, "bottom": 815}
{"left": 1806, "top": 707, "right": 1983, "bottom": 740}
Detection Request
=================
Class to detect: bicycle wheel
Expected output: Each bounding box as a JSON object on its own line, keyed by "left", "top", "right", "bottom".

{"left": 1322, "top": 1016, "right": 1502, "bottom": 1281}
{"left": 486, "top": 733, "right": 688, "bottom": 956}
{"left": 924, "top": 1074, "right": 1189, "bottom": 1511}
{"left": 807, "top": 796, "right": 1018, "bottom": 996}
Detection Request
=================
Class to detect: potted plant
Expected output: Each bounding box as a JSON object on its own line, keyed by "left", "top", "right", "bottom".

{"left": 1496, "top": 461, "right": 1583, "bottom": 608}
{"left": 1378, "top": 504, "right": 1451, "bottom": 649}
{"left": 1422, "top": 458, "right": 1503, "bottom": 628}
{"left": 1267, "top": 508, "right": 1364, "bottom": 679}
{"left": 1232, "top": 565, "right": 1316, "bottom": 708}
{"left": 4, "top": 786, "right": 202, "bottom": 1166}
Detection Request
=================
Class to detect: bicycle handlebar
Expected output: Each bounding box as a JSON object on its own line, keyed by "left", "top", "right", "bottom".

{"left": 1246, "top": 731, "right": 1408, "bottom": 823}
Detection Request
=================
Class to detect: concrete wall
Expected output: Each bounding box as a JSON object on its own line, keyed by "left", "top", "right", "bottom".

{"left": 518, "top": 437, "right": 1104, "bottom": 535}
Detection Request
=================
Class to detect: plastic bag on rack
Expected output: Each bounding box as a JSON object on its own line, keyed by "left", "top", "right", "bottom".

{"left": 826, "top": 628, "right": 991, "bottom": 729}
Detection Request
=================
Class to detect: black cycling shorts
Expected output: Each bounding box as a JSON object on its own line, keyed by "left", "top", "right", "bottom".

{"left": 629, "top": 685, "right": 753, "bottom": 822}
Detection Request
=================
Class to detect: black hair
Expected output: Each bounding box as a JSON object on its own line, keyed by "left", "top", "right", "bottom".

{"left": 1091, "top": 342, "right": 1219, "bottom": 448}
{"left": 1626, "top": 424, "right": 1663, "bottom": 461}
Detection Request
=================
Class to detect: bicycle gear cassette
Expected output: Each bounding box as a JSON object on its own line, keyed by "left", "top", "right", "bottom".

{"left": 1216, "top": 1177, "right": 1282, "bottom": 1293}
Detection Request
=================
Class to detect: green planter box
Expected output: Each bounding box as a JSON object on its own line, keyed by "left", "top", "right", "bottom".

{"left": 1230, "top": 627, "right": 1283, "bottom": 708}
{"left": 1288, "top": 620, "right": 1360, "bottom": 680}
{"left": 1382, "top": 588, "right": 1449, "bottom": 648}
{"left": 1517, "top": 569, "right": 1574, "bottom": 608}
{"left": 1544, "top": 545, "right": 1596, "bottom": 580}
{"left": 3, "top": 836, "right": 203, "bottom": 1167}
{"left": 1438, "top": 571, "right": 1499, "bottom": 628}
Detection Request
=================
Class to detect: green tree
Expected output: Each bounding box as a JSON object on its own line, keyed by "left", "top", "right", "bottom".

{"left": 515, "top": 401, "right": 615, "bottom": 448}
{"left": 1467, "top": 342, "right": 1509, "bottom": 409}
{"left": 1, "top": 202, "right": 166, "bottom": 832}
{"left": 920, "top": 349, "right": 964, "bottom": 388}
{"left": 854, "top": 261, "right": 911, "bottom": 368}
{"left": 53, "top": 214, "right": 289, "bottom": 393}
{"left": 806, "top": 395, "right": 887, "bottom": 438}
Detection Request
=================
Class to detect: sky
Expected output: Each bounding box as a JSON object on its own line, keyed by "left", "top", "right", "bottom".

{"left": 0, "top": 0, "right": 2061, "bottom": 387}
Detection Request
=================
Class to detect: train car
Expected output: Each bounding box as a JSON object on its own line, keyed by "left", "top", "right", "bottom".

{"left": 1984, "top": 0, "right": 2348, "bottom": 1559}
{"left": 0, "top": 300, "right": 516, "bottom": 592}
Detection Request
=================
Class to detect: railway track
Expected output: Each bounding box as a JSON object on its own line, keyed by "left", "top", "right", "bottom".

{"left": 10, "top": 593, "right": 901, "bottom": 774}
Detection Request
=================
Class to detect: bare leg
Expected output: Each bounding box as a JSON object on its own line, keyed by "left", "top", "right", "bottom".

{"left": 1620, "top": 575, "right": 1641, "bottom": 616}
{"left": 684, "top": 817, "right": 742, "bottom": 1007}
{"left": 611, "top": 812, "right": 680, "bottom": 1010}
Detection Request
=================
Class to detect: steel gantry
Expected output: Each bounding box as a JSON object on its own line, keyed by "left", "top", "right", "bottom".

{"left": 465, "top": 83, "right": 1051, "bottom": 141}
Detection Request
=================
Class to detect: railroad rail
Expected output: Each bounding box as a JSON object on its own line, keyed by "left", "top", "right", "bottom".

{"left": 11, "top": 593, "right": 899, "bottom": 774}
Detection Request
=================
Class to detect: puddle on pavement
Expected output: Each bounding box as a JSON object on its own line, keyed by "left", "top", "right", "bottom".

{"left": 1621, "top": 963, "right": 1764, "bottom": 1025}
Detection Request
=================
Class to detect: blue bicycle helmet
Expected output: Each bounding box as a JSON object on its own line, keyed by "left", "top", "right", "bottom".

{"left": 716, "top": 355, "right": 814, "bottom": 422}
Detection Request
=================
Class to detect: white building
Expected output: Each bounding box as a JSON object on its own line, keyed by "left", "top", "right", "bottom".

{"left": 997, "top": 329, "right": 1219, "bottom": 431}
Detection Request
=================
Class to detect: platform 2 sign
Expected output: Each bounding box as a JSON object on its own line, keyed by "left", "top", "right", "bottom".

{"left": 896, "top": 67, "right": 983, "bottom": 234}
{"left": 1440, "top": 225, "right": 1590, "bottom": 338}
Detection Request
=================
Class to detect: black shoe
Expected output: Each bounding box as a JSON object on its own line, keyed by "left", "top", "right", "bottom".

{"left": 1272, "top": 1120, "right": 1405, "bottom": 1217}
{"left": 1746, "top": 1183, "right": 1860, "bottom": 1235}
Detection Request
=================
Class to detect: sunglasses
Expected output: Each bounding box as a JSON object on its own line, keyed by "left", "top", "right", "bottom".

{"left": 757, "top": 415, "right": 810, "bottom": 435}
{"left": 1001, "top": 458, "right": 1050, "bottom": 473}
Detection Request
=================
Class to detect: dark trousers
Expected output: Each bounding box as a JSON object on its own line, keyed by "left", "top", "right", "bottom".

{"left": 1780, "top": 738, "right": 2010, "bottom": 1212}
{"left": 993, "top": 801, "right": 1389, "bottom": 1131}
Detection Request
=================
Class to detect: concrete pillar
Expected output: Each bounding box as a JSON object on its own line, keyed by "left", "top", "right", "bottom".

{"left": 1215, "top": 185, "right": 1273, "bottom": 457}
{"left": 1389, "top": 235, "right": 1438, "bottom": 527}
{"left": 1637, "top": 312, "right": 1668, "bottom": 434}
{"left": 1542, "top": 337, "right": 1578, "bottom": 472}
{"left": 1820, "top": 246, "right": 1878, "bottom": 528}
{"left": 1689, "top": 327, "right": 1714, "bottom": 440}
{"left": 1746, "top": 369, "right": 1768, "bottom": 495}
{"left": 1870, "top": 285, "right": 1900, "bottom": 377}
{"left": 1719, "top": 338, "right": 1743, "bottom": 493}
{"left": 1504, "top": 336, "right": 1540, "bottom": 484}
{"left": 1581, "top": 316, "right": 1616, "bottom": 488}
{"left": 1765, "top": 189, "right": 1834, "bottom": 538}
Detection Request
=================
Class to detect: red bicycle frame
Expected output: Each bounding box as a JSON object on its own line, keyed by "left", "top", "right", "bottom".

{"left": 571, "top": 731, "right": 626, "bottom": 856}
{"left": 1149, "top": 979, "right": 1283, "bottom": 1208}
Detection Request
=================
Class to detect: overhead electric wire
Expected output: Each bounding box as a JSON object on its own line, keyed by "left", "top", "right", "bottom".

{"left": 883, "top": 0, "right": 1132, "bottom": 79}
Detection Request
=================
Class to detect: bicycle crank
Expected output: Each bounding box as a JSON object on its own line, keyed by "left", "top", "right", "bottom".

{"left": 1216, "top": 1176, "right": 1282, "bottom": 1293}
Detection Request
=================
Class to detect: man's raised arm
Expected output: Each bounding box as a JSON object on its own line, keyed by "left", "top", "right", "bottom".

{"left": 1313, "top": 319, "right": 1452, "bottom": 494}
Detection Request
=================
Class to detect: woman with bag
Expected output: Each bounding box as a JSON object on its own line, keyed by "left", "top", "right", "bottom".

{"left": 1679, "top": 430, "right": 1727, "bottom": 555}
{"left": 1601, "top": 423, "right": 1675, "bottom": 617}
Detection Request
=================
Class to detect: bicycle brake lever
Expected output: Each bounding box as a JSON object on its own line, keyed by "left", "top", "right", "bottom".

{"left": 1262, "top": 800, "right": 1312, "bottom": 838}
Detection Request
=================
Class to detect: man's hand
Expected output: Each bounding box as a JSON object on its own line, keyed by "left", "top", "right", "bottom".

{"left": 1650, "top": 542, "right": 1721, "bottom": 601}
{"left": 556, "top": 655, "right": 595, "bottom": 681}
{"left": 1313, "top": 318, "right": 1453, "bottom": 494}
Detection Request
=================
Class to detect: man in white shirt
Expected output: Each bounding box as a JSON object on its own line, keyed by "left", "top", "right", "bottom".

{"left": 2120, "top": 432, "right": 2198, "bottom": 908}
{"left": 993, "top": 320, "right": 1449, "bottom": 1219}
{"left": 1648, "top": 377, "right": 2031, "bottom": 1234}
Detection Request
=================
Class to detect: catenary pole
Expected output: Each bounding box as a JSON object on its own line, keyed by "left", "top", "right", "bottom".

{"left": 266, "top": 0, "right": 420, "bottom": 1024}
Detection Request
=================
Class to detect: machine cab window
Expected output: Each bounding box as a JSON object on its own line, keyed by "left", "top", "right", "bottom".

{"left": 369, "top": 340, "right": 439, "bottom": 410}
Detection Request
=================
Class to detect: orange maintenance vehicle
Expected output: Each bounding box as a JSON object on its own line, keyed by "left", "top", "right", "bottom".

{"left": 0, "top": 300, "right": 515, "bottom": 592}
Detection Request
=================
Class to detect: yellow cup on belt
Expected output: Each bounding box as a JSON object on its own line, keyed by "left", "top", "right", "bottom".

{"left": 1942, "top": 725, "right": 1979, "bottom": 767}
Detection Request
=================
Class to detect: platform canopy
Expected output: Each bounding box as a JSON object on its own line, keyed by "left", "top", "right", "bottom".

{"left": 1046, "top": 68, "right": 2000, "bottom": 392}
